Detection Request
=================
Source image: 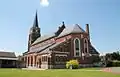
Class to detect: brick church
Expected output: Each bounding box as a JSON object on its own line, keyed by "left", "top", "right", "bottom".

{"left": 23, "top": 12, "right": 99, "bottom": 69}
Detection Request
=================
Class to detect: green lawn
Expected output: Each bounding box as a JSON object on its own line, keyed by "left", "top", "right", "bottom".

{"left": 0, "top": 68, "right": 119, "bottom": 77}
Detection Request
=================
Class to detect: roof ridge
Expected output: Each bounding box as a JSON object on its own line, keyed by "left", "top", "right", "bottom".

{"left": 0, "top": 51, "right": 14, "bottom": 53}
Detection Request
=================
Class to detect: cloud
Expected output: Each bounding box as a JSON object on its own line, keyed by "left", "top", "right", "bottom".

{"left": 40, "top": 0, "right": 49, "bottom": 7}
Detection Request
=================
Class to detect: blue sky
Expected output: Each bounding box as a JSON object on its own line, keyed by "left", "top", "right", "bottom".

{"left": 0, "top": 0, "right": 120, "bottom": 55}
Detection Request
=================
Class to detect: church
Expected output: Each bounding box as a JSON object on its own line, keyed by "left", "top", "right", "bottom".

{"left": 23, "top": 12, "right": 99, "bottom": 69}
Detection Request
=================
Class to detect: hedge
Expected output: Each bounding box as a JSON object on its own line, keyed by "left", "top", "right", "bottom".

{"left": 106, "top": 60, "right": 120, "bottom": 67}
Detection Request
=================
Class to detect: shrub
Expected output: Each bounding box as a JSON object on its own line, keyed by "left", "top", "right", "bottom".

{"left": 112, "top": 60, "right": 120, "bottom": 67}
{"left": 66, "top": 60, "right": 79, "bottom": 69}
{"left": 106, "top": 61, "right": 112, "bottom": 67}
{"left": 106, "top": 60, "right": 120, "bottom": 67}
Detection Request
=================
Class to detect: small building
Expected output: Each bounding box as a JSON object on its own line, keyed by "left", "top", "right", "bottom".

{"left": 0, "top": 51, "right": 18, "bottom": 68}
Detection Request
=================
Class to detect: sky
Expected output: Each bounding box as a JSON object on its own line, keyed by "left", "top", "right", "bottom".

{"left": 0, "top": 0, "right": 120, "bottom": 56}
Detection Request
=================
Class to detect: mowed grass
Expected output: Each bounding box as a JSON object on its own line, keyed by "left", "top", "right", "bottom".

{"left": 0, "top": 68, "right": 119, "bottom": 77}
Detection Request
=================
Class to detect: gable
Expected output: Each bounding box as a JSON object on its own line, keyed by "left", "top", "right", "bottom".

{"left": 58, "top": 24, "right": 85, "bottom": 38}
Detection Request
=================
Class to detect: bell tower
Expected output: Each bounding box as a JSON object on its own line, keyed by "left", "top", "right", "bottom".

{"left": 28, "top": 12, "right": 41, "bottom": 52}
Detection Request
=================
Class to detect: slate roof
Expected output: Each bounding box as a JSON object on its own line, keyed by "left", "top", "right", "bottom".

{"left": 39, "top": 47, "right": 52, "bottom": 54}
{"left": 39, "top": 42, "right": 64, "bottom": 54}
{"left": 89, "top": 44, "right": 99, "bottom": 54}
{"left": 39, "top": 39, "right": 71, "bottom": 54}
{"left": 0, "top": 51, "right": 16, "bottom": 58}
{"left": 29, "top": 43, "right": 54, "bottom": 53}
{"left": 58, "top": 24, "right": 85, "bottom": 37}
{"left": 32, "top": 33, "right": 55, "bottom": 45}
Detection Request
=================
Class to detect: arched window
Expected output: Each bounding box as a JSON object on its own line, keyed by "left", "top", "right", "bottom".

{"left": 74, "top": 38, "right": 81, "bottom": 57}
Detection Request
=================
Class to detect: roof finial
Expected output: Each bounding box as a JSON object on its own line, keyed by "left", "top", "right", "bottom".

{"left": 62, "top": 21, "right": 65, "bottom": 26}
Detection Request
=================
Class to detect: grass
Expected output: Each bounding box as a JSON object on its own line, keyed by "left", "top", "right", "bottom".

{"left": 0, "top": 68, "right": 119, "bottom": 77}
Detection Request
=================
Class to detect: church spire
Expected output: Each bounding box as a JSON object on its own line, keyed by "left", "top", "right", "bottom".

{"left": 28, "top": 11, "right": 41, "bottom": 52}
{"left": 33, "top": 11, "right": 39, "bottom": 27}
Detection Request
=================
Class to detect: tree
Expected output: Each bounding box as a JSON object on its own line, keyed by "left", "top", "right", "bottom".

{"left": 105, "top": 51, "right": 120, "bottom": 61}
{"left": 92, "top": 55, "right": 101, "bottom": 63}
{"left": 112, "top": 51, "right": 120, "bottom": 60}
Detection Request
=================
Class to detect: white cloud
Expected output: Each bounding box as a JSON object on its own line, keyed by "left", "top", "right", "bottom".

{"left": 40, "top": 0, "right": 49, "bottom": 7}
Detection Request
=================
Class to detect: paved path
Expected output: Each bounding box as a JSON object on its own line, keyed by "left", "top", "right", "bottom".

{"left": 102, "top": 67, "right": 120, "bottom": 74}
{"left": 80, "top": 69, "right": 102, "bottom": 71}
{"left": 22, "top": 68, "right": 46, "bottom": 70}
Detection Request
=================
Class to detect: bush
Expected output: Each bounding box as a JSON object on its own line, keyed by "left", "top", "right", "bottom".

{"left": 106, "top": 60, "right": 120, "bottom": 67}
{"left": 112, "top": 61, "right": 120, "bottom": 67}
{"left": 106, "top": 61, "right": 112, "bottom": 67}
{"left": 66, "top": 60, "right": 79, "bottom": 69}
